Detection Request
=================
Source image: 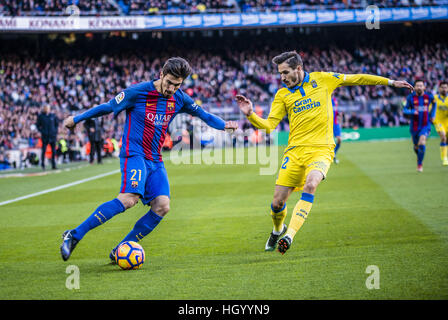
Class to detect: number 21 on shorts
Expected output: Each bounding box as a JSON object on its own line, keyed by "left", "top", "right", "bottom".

{"left": 130, "top": 169, "right": 142, "bottom": 181}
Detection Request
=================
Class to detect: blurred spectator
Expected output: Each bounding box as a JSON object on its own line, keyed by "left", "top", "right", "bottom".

{"left": 371, "top": 109, "right": 381, "bottom": 127}
{"left": 348, "top": 112, "right": 365, "bottom": 129}
{"left": 84, "top": 117, "right": 104, "bottom": 164}
{"left": 57, "top": 135, "right": 69, "bottom": 164}
{"left": 36, "top": 104, "right": 59, "bottom": 170}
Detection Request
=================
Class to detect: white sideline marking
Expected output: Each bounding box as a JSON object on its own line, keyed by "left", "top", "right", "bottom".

{"left": 0, "top": 169, "right": 120, "bottom": 207}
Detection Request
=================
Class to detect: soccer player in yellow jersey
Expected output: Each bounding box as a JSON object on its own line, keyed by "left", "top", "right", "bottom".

{"left": 235, "top": 51, "right": 413, "bottom": 254}
{"left": 433, "top": 81, "right": 448, "bottom": 165}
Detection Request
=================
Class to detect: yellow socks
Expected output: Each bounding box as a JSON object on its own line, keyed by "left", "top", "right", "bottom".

{"left": 440, "top": 143, "right": 447, "bottom": 161}
{"left": 285, "top": 193, "right": 314, "bottom": 240}
{"left": 270, "top": 203, "right": 287, "bottom": 233}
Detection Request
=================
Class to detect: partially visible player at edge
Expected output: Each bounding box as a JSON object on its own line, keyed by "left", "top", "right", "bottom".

{"left": 332, "top": 96, "right": 342, "bottom": 164}
{"left": 403, "top": 79, "right": 436, "bottom": 172}
{"left": 235, "top": 51, "right": 413, "bottom": 255}
{"left": 60, "top": 57, "right": 238, "bottom": 262}
{"left": 433, "top": 81, "right": 448, "bottom": 166}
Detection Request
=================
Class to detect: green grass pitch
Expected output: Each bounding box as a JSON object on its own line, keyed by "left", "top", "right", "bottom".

{"left": 0, "top": 139, "right": 447, "bottom": 299}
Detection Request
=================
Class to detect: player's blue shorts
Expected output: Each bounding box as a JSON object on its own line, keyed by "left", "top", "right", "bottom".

{"left": 333, "top": 123, "right": 341, "bottom": 137}
{"left": 411, "top": 126, "right": 431, "bottom": 145}
{"left": 119, "top": 156, "right": 170, "bottom": 205}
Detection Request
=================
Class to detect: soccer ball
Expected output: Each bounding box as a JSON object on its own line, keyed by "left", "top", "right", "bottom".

{"left": 115, "top": 241, "right": 145, "bottom": 270}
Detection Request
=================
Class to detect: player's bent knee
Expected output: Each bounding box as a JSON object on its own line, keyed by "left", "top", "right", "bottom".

{"left": 117, "top": 193, "right": 140, "bottom": 209}
{"left": 418, "top": 136, "right": 427, "bottom": 145}
{"left": 304, "top": 174, "right": 322, "bottom": 193}
{"left": 150, "top": 196, "right": 170, "bottom": 216}
{"left": 272, "top": 198, "right": 286, "bottom": 212}
{"left": 303, "top": 184, "right": 317, "bottom": 194}
{"left": 152, "top": 203, "right": 170, "bottom": 216}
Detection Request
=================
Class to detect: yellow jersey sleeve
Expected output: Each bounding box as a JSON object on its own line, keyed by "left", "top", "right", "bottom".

{"left": 247, "top": 90, "right": 287, "bottom": 133}
{"left": 319, "top": 72, "right": 390, "bottom": 91}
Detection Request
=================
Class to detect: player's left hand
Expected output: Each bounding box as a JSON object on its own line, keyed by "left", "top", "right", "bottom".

{"left": 225, "top": 121, "right": 238, "bottom": 133}
{"left": 392, "top": 80, "right": 414, "bottom": 92}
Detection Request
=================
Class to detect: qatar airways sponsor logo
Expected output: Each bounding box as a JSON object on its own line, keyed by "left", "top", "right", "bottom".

{"left": 146, "top": 112, "right": 173, "bottom": 126}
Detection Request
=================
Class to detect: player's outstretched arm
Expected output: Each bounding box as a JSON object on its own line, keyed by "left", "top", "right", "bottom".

{"left": 339, "top": 74, "right": 414, "bottom": 92}
{"left": 199, "top": 109, "right": 238, "bottom": 132}
{"left": 186, "top": 103, "right": 238, "bottom": 132}
{"left": 235, "top": 94, "right": 285, "bottom": 133}
{"left": 63, "top": 102, "right": 114, "bottom": 130}
{"left": 182, "top": 91, "right": 238, "bottom": 132}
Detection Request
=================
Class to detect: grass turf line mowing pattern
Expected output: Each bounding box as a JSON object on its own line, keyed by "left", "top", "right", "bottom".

{"left": 0, "top": 140, "right": 447, "bottom": 299}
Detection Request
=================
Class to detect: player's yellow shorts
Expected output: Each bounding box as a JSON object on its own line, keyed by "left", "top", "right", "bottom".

{"left": 434, "top": 118, "right": 448, "bottom": 134}
{"left": 276, "top": 145, "right": 334, "bottom": 191}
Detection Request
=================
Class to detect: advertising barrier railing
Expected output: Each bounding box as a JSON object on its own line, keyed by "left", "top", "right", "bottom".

{"left": 1, "top": 6, "right": 447, "bottom": 32}
{"left": 277, "top": 126, "right": 440, "bottom": 145}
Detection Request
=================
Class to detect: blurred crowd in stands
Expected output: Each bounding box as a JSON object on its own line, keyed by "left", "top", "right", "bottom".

{"left": 0, "top": 23, "right": 447, "bottom": 170}
{"left": 1, "top": 0, "right": 446, "bottom": 16}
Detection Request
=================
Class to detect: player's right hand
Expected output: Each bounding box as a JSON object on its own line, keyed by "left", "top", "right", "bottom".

{"left": 235, "top": 95, "right": 253, "bottom": 116}
{"left": 63, "top": 116, "right": 76, "bottom": 130}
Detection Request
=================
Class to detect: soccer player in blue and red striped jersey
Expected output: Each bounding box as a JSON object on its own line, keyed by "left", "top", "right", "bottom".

{"left": 404, "top": 79, "right": 436, "bottom": 172}
{"left": 332, "top": 96, "right": 342, "bottom": 164}
{"left": 60, "top": 57, "right": 238, "bottom": 261}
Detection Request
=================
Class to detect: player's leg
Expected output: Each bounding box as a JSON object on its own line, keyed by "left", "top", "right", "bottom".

{"left": 265, "top": 150, "right": 303, "bottom": 251}
{"left": 71, "top": 156, "right": 146, "bottom": 242}
{"left": 265, "top": 185, "right": 294, "bottom": 251}
{"left": 444, "top": 130, "right": 448, "bottom": 166}
{"left": 334, "top": 136, "right": 342, "bottom": 164}
{"left": 60, "top": 156, "right": 145, "bottom": 261}
{"left": 118, "top": 195, "right": 168, "bottom": 243}
{"left": 278, "top": 170, "right": 322, "bottom": 254}
{"left": 74, "top": 193, "right": 136, "bottom": 240}
{"left": 60, "top": 193, "right": 134, "bottom": 261}
{"left": 333, "top": 124, "right": 342, "bottom": 164}
{"left": 416, "top": 133, "right": 427, "bottom": 172}
{"left": 436, "top": 126, "right": 448, "bottom": 165}
{"left": 110, "top": 161, "right": 170, "bottom": 260}
{"left": 411, "top": 132, "right": 419, "bottom": 156}
{"left": 278, "top": 147, "right": 332, "bottom": 254}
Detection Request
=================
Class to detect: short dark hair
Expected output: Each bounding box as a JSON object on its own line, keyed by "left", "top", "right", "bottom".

{"left": 272, "top": 51, "right": 303, "bottom": 69}
{"left": 414, "top": 79, "right": 425, "bottom": 86}
{"left": 440, "top": 81, "right": 448, "bottom": 86}
{"left": 162, "top": 57, "right": 192, "bottom": 79}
